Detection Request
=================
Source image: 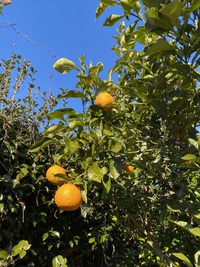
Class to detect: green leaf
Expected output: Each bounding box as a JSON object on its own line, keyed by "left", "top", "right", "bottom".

{"left": 103, "top": 14, "right": 124, "bottom": 27}
{"left": 120, "top": 0, "right": 136, "bottom": 13}
{"left": 64, "top": 138, "right": 79, "bottom": 153}
{"left": 100, "top": 0, "right": 116, "bottom": 5}
{"left": 111, "top": 141, "right": 123, "bottom": 153}
{"left": 194, "top": 251, "right": 200, "bottom": 267}
{"left": 145, "top": 39, "right": 172, "bottom": 56}
{"left": 188, "top": 138, "right": 199, "bottom": 151}
{"left": 42, "top": 232, "right": 49, "bottom": 241}
{"left": 190, "top": 0, "right": 200, "bottom": 12}
{"left": 169, "top": 98, "right": 184, "bottom": 115}
{"left": 28, "top": 137, "right": 56, "bottom": 152}
{"left": 189, "top": 227, "right": 200, "bottom": 237}
{"left": 52, "top": 255, "right": 68, "bottom": 267}
{"left": 18, "top": 240, "right": 31, "bottom": 250}
{"left": 172, "top": 253, "right": 193, "bottom": 267}
{"left": 59, "top": 90, "right": 84, "bottom": 99}
{"left": 89, "top": 237, "right": 96, "bottom": 243}
{"left": 0, "top": 250, "right": 8, "bottom": 259}
{"left": 150, "top": 99, "right": 168, "bottom": 117}
{"left": 96, "top": 3, "right": 108, "bottom": 19}
{"left": 43, "top": 124, "right": 65, "bottom": 135}
{"left": 0, "top": 203, "right": 4, "bottom": 213}
{"left": 49, "top": 230, "right": 61, "bottom": 238}
{"left": 53, "top": 58, "right": 77, "bottom": 74}
{"left": 193, "top": 214, "right": 200, "bottom": 224}
{"left": 103, "top": 176, "right": 111, "bottom": 193}
{"left": 48, "top": 108, "right": 76, "bottom": 121}
{"left": 88, "top": 162, "right": 103, "bottom": 183}
{"left": 68, "top": 120, "right": 84, "bottom": 129}
{"left": 80, "top": 184, "right": 87, "bottom": 204}
{"left": 141, "top": 0, "right": 162, "bottom": 7}
{"left": 145, "top": 14, "right": 173, "bottom": 33}
{"left": 160, "top": 0, "right": 182, "bottom": 22}
{"left": 16, "top": 166, "right": 29, "bottom": 180}
{"left": 109, "top": 160, "right": 120, "bottom": 180}
{"left": 182, "top": 154, "right": 197, "bottom": 161}
{"left": 103, "top": 128, "right": 114, "bottom": 136}
{"left": 170, "top": 220, "right": 192, "bottom": 230}
{"left": 11, "top": 240, "right": 31, "bottom": 257}
{"left": 166, "top": 204, "right": 181, "bottom": 213}
{"left": 19, "top": 250, "right": 26, "bottom": 259}
{"left": 11, "top": 246, "right": 20, "bottom": 258}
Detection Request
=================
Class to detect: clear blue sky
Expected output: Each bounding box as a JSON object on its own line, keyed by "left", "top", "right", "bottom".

{"left": 1, "top": 1, "right": 123, "bottom": 112}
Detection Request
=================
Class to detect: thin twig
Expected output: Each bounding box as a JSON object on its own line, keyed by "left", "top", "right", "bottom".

{"left": 0, "top": 21, "right": 57, "bottom": 59}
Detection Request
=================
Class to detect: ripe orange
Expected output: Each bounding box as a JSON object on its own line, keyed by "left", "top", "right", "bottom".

{"left": 46, "top": 165, "right": 68, "bottom": 186}
{"left": 95, "top": 92, "right": 115, "bottom": 109}
{"left": 3, "top": 0, "right": 12, "bottom": 5}
{"left": 54, "top": 184, "right": 82, "bottom": 211}
{"left": 123, "top": 165, "right": 134, "bottom": 173}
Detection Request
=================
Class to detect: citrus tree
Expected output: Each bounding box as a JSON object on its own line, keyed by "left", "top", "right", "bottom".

{"left": 1, "top": 0, "right": 200, "bottom": 266}
{"left": 30, "top": 0, "right": 200, "bottom": 266}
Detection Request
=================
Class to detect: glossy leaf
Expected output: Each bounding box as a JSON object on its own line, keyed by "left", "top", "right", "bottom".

{"left": 120, "top": 0, "right": 136, "bottom": 13}
{"left": 43, "top": 124, "right": 65, "bottom": 135}
{"left": 166, "top": 204, "right": 181, "bottom": 213}
{"left": 189, "top": 227, "right": 200, "bottom": 237}
{"left": 59, "top": 90, "right": 84, "bottom": 99}
{"left": 88, "top": 162, "right": 103, "bottom": 183}
{"left": 11, "top": 240, "right": 31, "bottom": 257}
{"left": 109, "top": 160, "right": 120, "bottom": 180}
{"left": 145, "top": 15, "right": 174, "bottom": 33}
{"left": 194, "top": 251, "right": 200, "bottom": 267}
{"left": 47, "top": 108, "right": 76, "bottom": 121}
{"left": 160, "top": 0, "right": 182, "bottom": 22}
{"left": 181, "top": 154, "right": 197, "bottom": 161}
{"left": 19, "top": 250, "right": 26, "bottom": 259}
{"left": 169, "top": 98, "right": 184, "bottom": 114}
{"left": 28, "top": 137, "right": 56, "bottom": 152}
{"left": 100, "top": 0, "right": 116, "bottom": 5}
{"left": 103, "top": 14, "right": 124, "bottom": 27}
{"left": 150, "top": 99, "right": 168, "bottom": 116}
{"left": 190, "top": 0, "right": 200, "bottom": 11}
{"left": 64, "top": 138, "right": 79, "bottom": 153}
{"left": 52, "top": 255, "right": 68, "bottom": 267}
{"left": 0, "top": 250, "right": 8, "bottom": 259}
{"left": 188, "top": 138, "right": 198, "bottom": 150}
{"left": 95, "top": 3, "right": 108, "bottom": 19}
{"left": 145, "top": 39, "right": 172, "bottom": 55}
{"left": 170, "top": 220, "right": 193, "bottom": 229}
{"left": 172, "top": 253, "right": 193, "bottom": 267}
{"left": 103, "top": 176, "right": 111, "bottom": 193}
{"left": 141, "top": 0, "right": 162, "bottom": 7}
{"left": 111, "top": 141, "right": 123, "bottom": 153}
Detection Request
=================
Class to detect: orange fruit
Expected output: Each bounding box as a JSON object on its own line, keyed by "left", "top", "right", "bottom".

{"left": 54, "top": 184, "right": 82, "bottom": 211}
{"left": 46, "top": 165, "right": 68, "bottom": 186}
{"left": 3, "top": 0, "right": 12, "bottom": 5}
{"left": 123, "top": 165, "right": 134, "bottom": 173}
{"left": 173, "top": 125, "right": 187, "bottom": 139}
{"left": 95, "top": 92, "right": 115, "bottom": 109}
